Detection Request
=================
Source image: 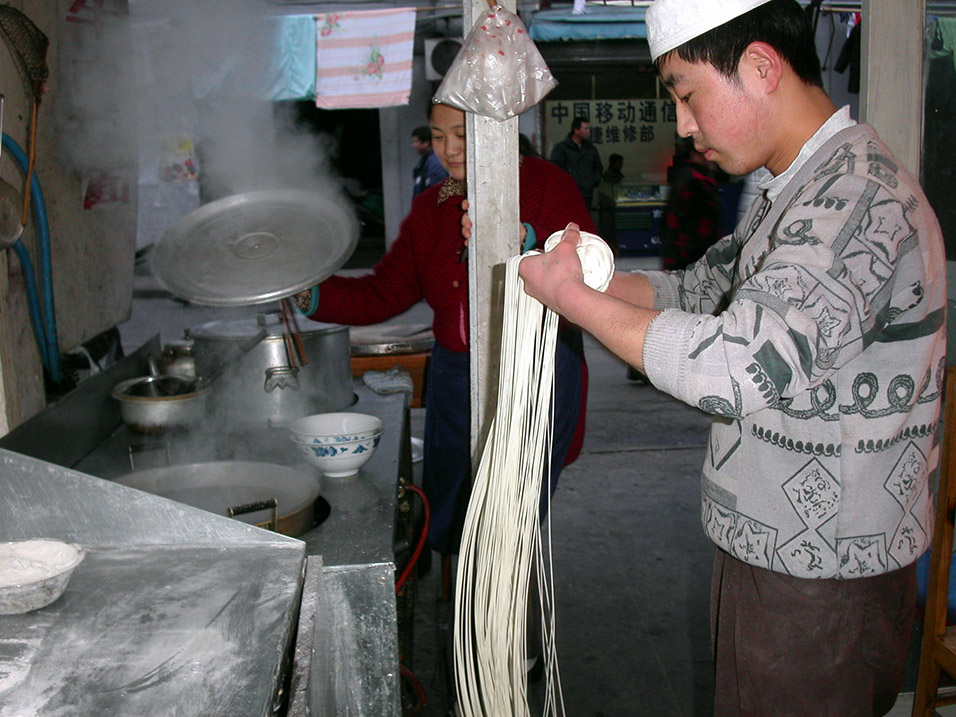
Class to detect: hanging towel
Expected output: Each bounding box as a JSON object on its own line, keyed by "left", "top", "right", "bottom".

{"left": 264, "top": 15, "right": 317, "bottom": 101}
{"left": 314, "top": 8, "right": 415, "bottom": 109}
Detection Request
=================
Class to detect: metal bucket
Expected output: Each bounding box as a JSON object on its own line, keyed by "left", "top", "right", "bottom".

{"left": 188, "top": 313, "right": 354, "bottom": 429}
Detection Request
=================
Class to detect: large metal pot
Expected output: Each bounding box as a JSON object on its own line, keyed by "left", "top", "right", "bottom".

{"left": 188, "top": 313, "right": 353, "bottom": 428}
{"left": 115, "top": 461, "right": 323, "bottom": 537}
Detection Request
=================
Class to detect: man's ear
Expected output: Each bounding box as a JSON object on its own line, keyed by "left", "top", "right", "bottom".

{"left": 741, "top": 41, "right": 782, "bottom": 93}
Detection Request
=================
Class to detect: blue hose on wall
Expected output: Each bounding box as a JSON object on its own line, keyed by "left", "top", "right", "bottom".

{"left": 2, "top": 133, "right": 61, "bottom": 383}
{"left": 10, "top": 239, "right": 47, "bottom": 370}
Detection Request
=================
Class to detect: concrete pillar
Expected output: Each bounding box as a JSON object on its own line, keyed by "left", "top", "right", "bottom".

{"left": 464, "top": 0, "right": 521, "bottom": 457}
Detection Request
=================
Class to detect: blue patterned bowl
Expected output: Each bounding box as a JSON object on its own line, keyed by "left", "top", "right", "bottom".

{"left": 291, "top": 432, "right": 382, "bottom": 477}
{"left": 288, "top": 412, "right": 384, "bottom": 445}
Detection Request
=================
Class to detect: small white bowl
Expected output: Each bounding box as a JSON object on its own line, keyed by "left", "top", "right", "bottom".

{"left": 0, "top": 539, "right": 85, "bottom": 615}
{"left": 289, "top": 412, "right": 384, "bottom": 445}
{"left": 291, "top": 433, "right": 382, "bottom": 477}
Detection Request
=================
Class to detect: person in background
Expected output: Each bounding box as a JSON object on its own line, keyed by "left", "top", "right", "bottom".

{"left": 518, "top": 132, "right": 540, "bottom": 158}
{"left": 597, "top": 153, "right": 624, "bottom": 258}
{"left": 411, "top": 125, "right": 448, "bottom": 198}
{"left": 294, "top": 102, "right": 595, "bottom": 560}
{"left": 549, "top": 116, "right": 604, "bottom": 208}
{"left": 518, "top": 0, "right": 946, "bottom": 713}
{"left": 659, "top": 136, "right": 723, "bottom": 270}
{"left": 602, "top": 153, "right": 625, "bottom": 185}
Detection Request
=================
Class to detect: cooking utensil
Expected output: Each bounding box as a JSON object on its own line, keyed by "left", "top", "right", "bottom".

{"left": 189, "top": 315, "right": 352, "bottom": 428}
{"left": 150, "top": 189, "right": 359, "bottom": 307}
{"left": 112, "top": 377, "right": 211, "bottom": 434}
{"left": 282, "top": 298, "right": 308, "bottom": 365}
{"left": 158, "top": 340, "right": 196, "bottom": 379}
{"left": 278, "top": 301, "right": 297, "bottom": 369}
{"left": 124, "top": 374, "right": 196, "bottom": 398}
{"left": 115, "top": 461, "right": 323, "bottom": 537}
{"left": 349, "top": 324, "right": 434, "bottom": 356}
{"left": 193, "top": 327, "right": 268, "bottom": 390}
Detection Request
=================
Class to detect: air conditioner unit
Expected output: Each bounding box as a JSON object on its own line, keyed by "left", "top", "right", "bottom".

{"left": 424, "top": 37, "right": 463, "bottom": 81}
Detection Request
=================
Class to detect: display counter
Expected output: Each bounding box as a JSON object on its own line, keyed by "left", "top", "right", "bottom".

{"left": 598, "top": 183, "right": 666, "bottom": 255}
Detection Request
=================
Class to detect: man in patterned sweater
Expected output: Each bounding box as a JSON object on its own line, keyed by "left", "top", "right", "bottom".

{"left": 519, "top": 0, "right": 946, "bottom": 713}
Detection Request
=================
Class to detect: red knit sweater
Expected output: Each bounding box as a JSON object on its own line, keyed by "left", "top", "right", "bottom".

{"left": 311, "top": 156, "right": 596, "bottom": 353}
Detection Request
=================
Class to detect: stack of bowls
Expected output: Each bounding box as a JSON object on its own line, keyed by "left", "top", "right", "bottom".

{"left": 289, "top": 412, "right": 384, "bottom": 477}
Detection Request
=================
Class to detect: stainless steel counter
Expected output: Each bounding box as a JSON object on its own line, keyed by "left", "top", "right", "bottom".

{"left": 0, "top": 449, "right": 305, "bottom": 716}
{"left": 0, "top": 342, "right": 410, "bottom": 715}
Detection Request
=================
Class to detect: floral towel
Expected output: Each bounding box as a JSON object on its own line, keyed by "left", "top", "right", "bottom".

{"left": 314, "top": 8, "right": 416, "bottom": 109}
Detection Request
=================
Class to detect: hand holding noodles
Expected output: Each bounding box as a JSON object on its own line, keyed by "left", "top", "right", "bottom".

{"left": 453, "top": 232, "right": 613, "bottom": 716}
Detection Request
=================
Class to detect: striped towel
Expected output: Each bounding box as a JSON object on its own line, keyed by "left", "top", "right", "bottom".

{"left": 314, "top": 8, "right": 415, "bottom": 109}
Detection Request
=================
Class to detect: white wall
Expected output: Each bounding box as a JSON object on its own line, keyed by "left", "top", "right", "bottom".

{"left": 0, "top": 0, "right": 137, "bottom": 431}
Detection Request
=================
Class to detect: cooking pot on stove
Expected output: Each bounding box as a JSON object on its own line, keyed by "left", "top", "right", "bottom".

{"left": 115, "top": 461, "right": 326, "bottom": 538}
{"left": 111, "top": 376, "right": 211, "bottom": 434}
{"left": 188, "top": 313, "right": 353, "bottom": 428}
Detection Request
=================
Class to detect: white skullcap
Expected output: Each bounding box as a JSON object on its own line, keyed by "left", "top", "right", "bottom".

{"left": 646, "top": 0, "right": 773, "bottom": 61}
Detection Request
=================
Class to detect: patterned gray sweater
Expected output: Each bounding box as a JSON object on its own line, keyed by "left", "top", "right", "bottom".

{"left": 641, "top": 120, "right": 947, "bottom": 579}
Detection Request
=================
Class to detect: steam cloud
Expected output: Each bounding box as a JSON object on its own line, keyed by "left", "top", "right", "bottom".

{"left": 59, "top": 0, "right": 343, "bottom": 246}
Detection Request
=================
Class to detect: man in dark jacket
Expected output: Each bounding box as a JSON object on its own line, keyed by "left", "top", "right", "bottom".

{"left": 549, "top": 117, "right": 603, "bottom": 207}
{"left": 411, "top": 126, "right": 448, "bottom": 198}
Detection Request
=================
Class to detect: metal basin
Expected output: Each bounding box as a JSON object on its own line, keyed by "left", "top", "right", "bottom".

{"left": 115, "top": 461, "right": 323, "bottom": 537}
{"left": 111, "top": 377, "right": 211, "bottom": 434}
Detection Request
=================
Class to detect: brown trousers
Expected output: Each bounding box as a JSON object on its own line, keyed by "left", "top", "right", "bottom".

{"left": 711, "top": 550, "right": 916, "bottom": 717}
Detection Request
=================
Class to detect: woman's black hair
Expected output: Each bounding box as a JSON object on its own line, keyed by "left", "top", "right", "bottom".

{"left": 655, "top": 0, "right": 823, "bottom": 89}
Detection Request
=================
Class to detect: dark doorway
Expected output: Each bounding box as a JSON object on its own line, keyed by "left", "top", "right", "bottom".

{"left": 276, "top": 101, "right": 386, "bottom": 268}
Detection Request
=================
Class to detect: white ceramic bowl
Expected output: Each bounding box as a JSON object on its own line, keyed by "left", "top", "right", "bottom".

{"left": 289, "top": 412, "right": 384, "bottom": 445}
{"left": 0, "top": 539, "right": 85, "bottom": 615}
{"left": 291, "top": 432, "right": 382, "bottom": 477}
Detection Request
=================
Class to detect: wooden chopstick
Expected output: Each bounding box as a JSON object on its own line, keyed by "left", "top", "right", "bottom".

{"left": 278, "top": 300, "right": 297, "bottom": 369}
{"left": 283, "top": 298, "right": 309, "bottom": 366}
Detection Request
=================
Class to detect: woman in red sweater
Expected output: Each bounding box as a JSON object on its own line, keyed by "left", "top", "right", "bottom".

{"left": 297, "top": 103, "right": 595, "bottom": 555}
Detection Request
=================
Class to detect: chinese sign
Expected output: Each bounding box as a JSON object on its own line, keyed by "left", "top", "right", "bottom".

{"left": 545, "top": 99, "right": 678, "bottom": 185}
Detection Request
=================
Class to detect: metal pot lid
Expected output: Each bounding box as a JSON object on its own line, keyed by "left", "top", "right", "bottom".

{"left": 151, "top": 189, "right": 359, "bottom": 307}
{"left": 349, "top": 324, "right": 434, "bottom": 355}
{"left": 188, "top": 313, "right": 347, "bottom": 341}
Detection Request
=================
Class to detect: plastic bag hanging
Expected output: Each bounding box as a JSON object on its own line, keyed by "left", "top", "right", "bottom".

{"left": 433, "top": 4, "right": 557, "bottom": 122}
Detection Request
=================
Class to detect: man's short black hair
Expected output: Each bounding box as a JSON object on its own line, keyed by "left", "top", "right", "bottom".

{"left": 655, "top": 0, "right": 823, "bottom": 89}
{"left": 412, "top": 126, "right": 432, "bottom": 143}
{"left": 609, "top": 153, "right": 624, "bottom": 166}
{"left": 571, "top": 116, "right": 589, "bottom": 132}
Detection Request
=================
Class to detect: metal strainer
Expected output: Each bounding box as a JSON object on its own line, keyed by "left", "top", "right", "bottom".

{"left": 0, "top": 4, "right": 48, "bottom": 229}
{"left": 0, "top": 4, "right": 48, "bottom": 103}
